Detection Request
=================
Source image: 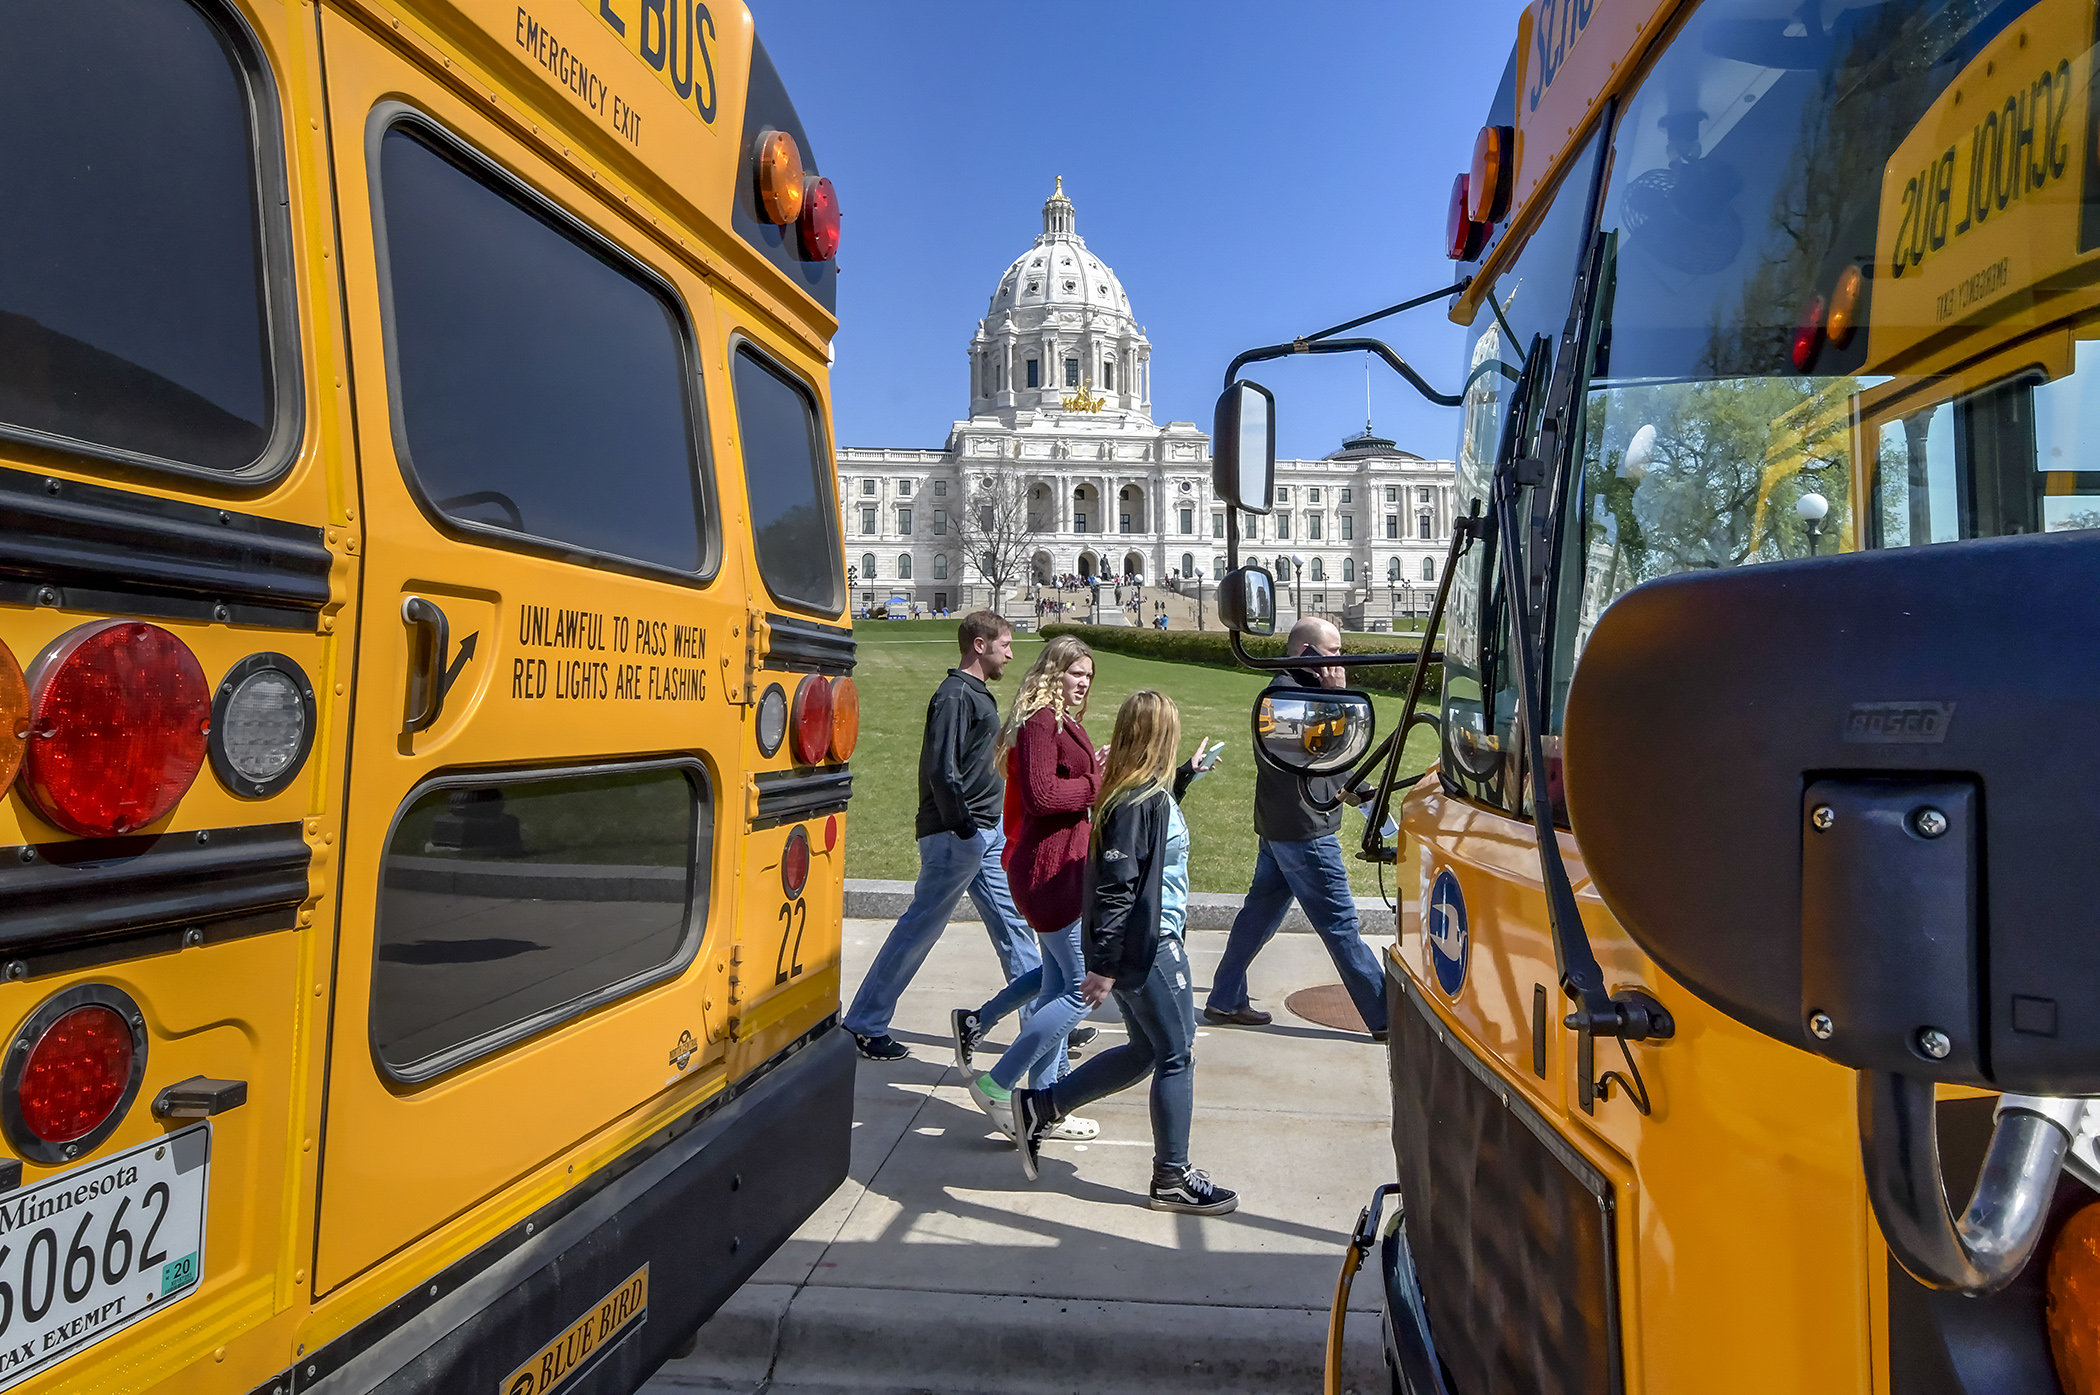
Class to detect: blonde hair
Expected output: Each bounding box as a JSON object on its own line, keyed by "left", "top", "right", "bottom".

{"left": 997, "top": 635, "right": 1094, "bottom": 758}
{"left": 1093, "top": 690, "right": 1181, "bottom": 842}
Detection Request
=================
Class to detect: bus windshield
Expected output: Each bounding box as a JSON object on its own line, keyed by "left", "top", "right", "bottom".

{"left": 1570, "top": 0, "right": 2100, "bottom": 652}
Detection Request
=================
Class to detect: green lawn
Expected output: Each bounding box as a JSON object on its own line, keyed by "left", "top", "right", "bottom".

{"left": 845, "top": 623, "right": 1439, "bottom": 896}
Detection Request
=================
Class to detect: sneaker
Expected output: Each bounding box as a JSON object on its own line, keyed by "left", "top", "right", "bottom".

{"left": 1149, "top": 1164, "right": 1239, "bottom": 1215}
{"left": 968, "top": 1073, "right": 1016, "bottom": 1137}
{"left": 1012, "top": 1089, "right": 1053, "bottom": 1181}
{"left": 1044, "top": 1115, "right": 1099, "bottom": 1141}
{"left": 852, "top": 1032, "right": 909, "bottom": 1062}
{"left": 952, "top": 1008, "right": 985, "bottom": 1072}
{"left": 1067, "top": 1025, "right": 1099, "bottom": 1049}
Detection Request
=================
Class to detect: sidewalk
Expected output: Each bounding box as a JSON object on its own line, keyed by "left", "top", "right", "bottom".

{"left": 643, "top": 917, "right": 1398, "bottom": 1395}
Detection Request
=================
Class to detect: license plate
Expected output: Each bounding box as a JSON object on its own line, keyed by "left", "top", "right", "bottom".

{"left": 0, "top": 1125, "right": 209, "bottom": 1391}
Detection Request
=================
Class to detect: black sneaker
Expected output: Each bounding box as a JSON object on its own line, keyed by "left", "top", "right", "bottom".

{"left": 951, "top": 1009, "right": 985, "bottom": 1072}
{"left": 1067, "top": 1025, "right": 1099, "bottom": 1049}
{"left": 852, "top": 1032, "right": 909, "bottom": 1062}
{"left": 1150, "top": 1164, "right": 1239, "bottom": 1215}
{"left": 1012, "top": 1088, "right": 1053, "bottom": 1182}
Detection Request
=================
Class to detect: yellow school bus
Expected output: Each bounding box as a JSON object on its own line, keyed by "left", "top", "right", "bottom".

{"left": 1216, "top": 1, "right": 2100, "bottom": 1391}
{"left": 0, "top": 1, "right": 855, "bottom": 1390}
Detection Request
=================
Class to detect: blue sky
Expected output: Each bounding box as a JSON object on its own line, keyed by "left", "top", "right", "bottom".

{"left": 761, "top": 1, "right": 1530, "bottom": 463}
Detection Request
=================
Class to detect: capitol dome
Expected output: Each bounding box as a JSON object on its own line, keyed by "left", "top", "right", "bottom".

{"left": 967, "top": 179, "right": 1152, "bottom": 425}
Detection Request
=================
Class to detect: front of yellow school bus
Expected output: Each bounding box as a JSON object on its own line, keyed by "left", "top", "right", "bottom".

{"left": 0, "top": 1, "right": 856, "bottom": 1392}
{"left": 1213, "top": 1, "right": 2100, "bottom": 1391}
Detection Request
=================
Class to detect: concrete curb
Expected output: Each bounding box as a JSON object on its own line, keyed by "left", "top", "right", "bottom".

{"left": 649, "top": 1282, "right": 1387, "bottom": 1394}
{"left": 845, "top": 880, "right": 1394, "bottom": 934}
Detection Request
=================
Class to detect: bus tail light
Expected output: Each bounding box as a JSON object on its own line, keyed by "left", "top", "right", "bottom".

{"left": 3, "top": 985, "right": 148, "bottom": 1164}
{"left": 24, "top": 620, "right": 210, "bottom": 837}
{"left": 828, "top": 676, "right": 859, "bottom": 761}
{"left": 1791, "top": 294, "right": 1826, "bottom": 372}
{"left": 756, "top": 130, "right": 806, "bottom": 224}
{"left": 1446, "top": 174, "right": 1486, "bottom": 261}
{"left": 799, "top": 175, "right": 841, "bottom": 261}
{"left": 781, "top": 824, "right": 810, "bottom": 898}
{"left": 789, "top": 674, "right": 832, "bottom": 765}
{"left": 1826, "top": 264, "right": 1865, "bottom": 347}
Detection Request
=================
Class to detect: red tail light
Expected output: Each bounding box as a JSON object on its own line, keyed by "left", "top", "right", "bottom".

{"left": 781, "top": 825, "right": 811, "bottom": 898}
{"left": 789, "top": 674, "right": 833, "bottom": 765}
{"left": 19, "top": 1005, "right": 133, "bottom": 1144}
{"left": 23, "top": 620, "right": 210, "bottom": 837}
{"left": 1446, "top": 174, "right": 1486, "bottom": 261}
{"left": 799, "top": 175, "right": 840, "bottom": 261}
{"left": 1791, "top": 294, "right": 1827, "bottom": 372}
{"left": 828, "top": 676, "right": 860, "bottom": 761}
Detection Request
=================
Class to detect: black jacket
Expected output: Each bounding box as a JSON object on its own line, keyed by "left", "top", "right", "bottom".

{"left": 1082, "top": 787, "right": 1171, "bottom": 990}
{"left": 1253, "top": 668, "right": 1351, "bottom": 843}
{"left": 914, "top": 669, "right": 1004, "bottom": 839}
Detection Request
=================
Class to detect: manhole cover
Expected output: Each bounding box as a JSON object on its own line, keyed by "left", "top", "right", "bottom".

{"left": 1285, "top": 983, "right": 1366, "bottom": 1033}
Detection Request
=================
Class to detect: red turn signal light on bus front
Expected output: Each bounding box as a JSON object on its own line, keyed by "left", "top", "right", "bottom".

{"left": 789, "top": 673, "right": 832, "bottom": 765}
{"left": 799, "top": 175, "right": 840, "bottom": 261}
{"left": 828, "top": 676, "right": 859, "bottom": 761}
{"left": 24, "top": 620, "right": 210, "bottom": 838}
{"left": 756, "top": 130, "right": 805, "bottom": 224}
{"left": 1791, "top": 294, "right": 1827, "bottom": 371}
{"left": 2, "top": 985, "right": 148, "bottom": 1164}
{"left": 781, "top": 824, "right": 811, "bottom": 899}
{"left": 1446, "top": 174, "right": 1487, "bottom": 261}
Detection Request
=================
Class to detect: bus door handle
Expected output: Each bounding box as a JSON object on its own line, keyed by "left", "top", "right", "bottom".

{"left": 401, "top": 595, "right": 450, "bottom": 733}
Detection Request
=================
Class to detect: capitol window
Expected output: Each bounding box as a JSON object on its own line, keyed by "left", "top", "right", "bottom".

{"left": 861, "top": 553, "right": 877, "bottom": 579}
{"left": 1340, "top": 515, "right": 1353, "bottom": 540}
{"left": 1308, "top": 515, "right": 1322, "bottom": 540}
{"left": 1388, "top": 556, "right": 1402, "bottom": 581}
{"left": 934, "top": 480, "right": 947, "bottom": 496}
{"left": 1386, "top": 515, "right": 1398, "bottom": 539}
{"left": 898, "top": 480, "right": 912, "bottom": 496}
{"left": 1308, "top": 488, "right": 1321, "bottom": 503}
{"left": 860, "top": 506, "right": 876, "bottom": 535}
{"left": 1213, "top": 555, "right": 1226, "bottom": 576}
{"left": 1074, "top": 511, "right": 1087, "bottom": 533}
{"left": 1418, "top": 514, "right": 1432, "bottom": 539}
{"left": 1104, "top": 361, "right": 1115, "bottom": 390}
{"left": 933, "top": 509, "right": 947, "bottom": 535}
{"left": 1387, "top": 486, "right": 1399, "bottom": 503}
{"left": 1026, "top": 359, "right": 1039, "bottom": 388}
{"left": 1343, "top": 558, "right": 1355, "bottom": 582}
{"left": 1064, "top": 359, "right": 1079, "bottom": 387}
{"left": 897, "top": 554, "right": 911, "bottom": 579}
{"left": 1211, "top": 512, "right": 1223, "bottom": 539}
{"left": 933, "top": 553, "right": 948, "bottom": 579}
{"left": 1275, "top": 486, "right": 1289, "bottom": 501}
{"left": 1417, "top": 488, "right": 1431, "bottom": 503}
{"left": 1340, "top": 488, "right": 1351, "bottom": 503}
{"left": 861, "top": 480, "right": 875, "bottom": 495}
{"left": 1422, "top": 557, "right": 1435, "bottom": 581}
{"left": 1275, "top": 513, "right": 1290, "bottom": 540}
{"left": 897, "top": 507, "right": 912, "bottom": 534}
{"left": 1179, "top": 507, "right": 1193, "bottom": 534}
{"left": 1310, "top": 558, "right": 1325, "bottom": 581}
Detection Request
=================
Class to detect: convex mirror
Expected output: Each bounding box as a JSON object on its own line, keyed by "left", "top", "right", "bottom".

{"left": 1212, "top": 380, "right": 1275, "bottom": 513}
{"left": 1217, "top": 566, "right": 1275, "bottom": 636}
{"left": 1252, "top": 685, "right": 1374, "bottom": 776}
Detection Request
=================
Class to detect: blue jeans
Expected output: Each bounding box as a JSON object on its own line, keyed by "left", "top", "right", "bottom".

{"left": 1208, "top": 835, "right": 1389, "bottom": 1034}
{"left": 843, "top": 826, "right": 1041, "bottom": 1038}
{"left": 988, "top": 920, "right": 1087, "bottom": 1091}
{"left": 1046, "top": 935, "right": 1197, "bottom": 1169}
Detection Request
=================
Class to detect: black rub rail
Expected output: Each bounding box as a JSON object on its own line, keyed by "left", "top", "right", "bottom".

{"left": 0, "top": 467, "right": 332, "bottom": 630}
{"left": 753, "top": 768, "right": 851, "bottom": 830}
{"left": 764, "top": 614, "right": 855, "bottom": 675}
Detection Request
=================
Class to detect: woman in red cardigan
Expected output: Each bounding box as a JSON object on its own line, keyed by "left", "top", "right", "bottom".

{"left": 952, "top": 635, "right": 1103, "bottom": 1140}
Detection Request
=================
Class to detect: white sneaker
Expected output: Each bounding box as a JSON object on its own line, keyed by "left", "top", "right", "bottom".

{"left": 1043, "top": 1115, "right": 1099, "bottom": 1141}
{"left": 968, "top": 1075, "right": 1017, "bottom": 1137}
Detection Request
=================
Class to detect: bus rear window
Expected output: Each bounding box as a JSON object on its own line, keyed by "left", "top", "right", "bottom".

{"left": 0, "top": 0, "right": 278, "bottom": 473}
{"left": 733, "top": 347, "right": 843, "bottom": 614}
{"left": 372, "top": 763, "right": 710, "bottom": 1080}
{"left": 377, "top": 124, "right": 709, "bottom": 575}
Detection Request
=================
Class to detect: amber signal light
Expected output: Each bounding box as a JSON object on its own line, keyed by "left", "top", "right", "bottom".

{"left": 1468, "top": 125, "right": 1513, "bottom": 224}
{"left": 756, "top": 129, "right": 806, "bottom": 225}
{"left": 0, "top": 638, "right": 27, "bottom": 795}
{"left": 828, "top": 676, "right": 859, "bottom": 762}
{"left": 1826, "top": 264, "right": 1865, "bottom": 348}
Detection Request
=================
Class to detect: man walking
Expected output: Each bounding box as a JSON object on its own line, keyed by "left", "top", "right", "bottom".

{"left": 844, "top": 612, "right": 1042, "bottom": 1061}
{"left": 1205, "top": 617, "right": 1390, "bottom": 1039}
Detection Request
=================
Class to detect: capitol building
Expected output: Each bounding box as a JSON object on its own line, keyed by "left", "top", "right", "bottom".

{"left": 836, "top": 180, "right": 1459, "bottom": 627}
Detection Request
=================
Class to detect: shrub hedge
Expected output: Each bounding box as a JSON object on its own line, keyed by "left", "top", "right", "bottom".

{"left": 1039, "top": 624, "right": 1441, "bottom": 697}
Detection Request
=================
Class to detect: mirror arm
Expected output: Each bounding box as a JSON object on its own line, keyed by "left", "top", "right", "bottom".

{"left": 1860, "top": 1073, "right": 2082, "bottom": 1295}
{"left": 1225, "top": 336, "right": 1462, "bottom": 408}
{"left": 1299, "top": 279, "right": 1472, "bottom": 347}
{"left": 1222, "top": 280, "right": 1472, "bottom": 392}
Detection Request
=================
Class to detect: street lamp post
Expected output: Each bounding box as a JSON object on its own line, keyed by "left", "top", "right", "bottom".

{"left": 846, "top": 565, "right": 859, "bottom": 619}
{"left": 1796, "top": 491, "right": 1830, "bottom": 557}
{"left": 1291, "top": 554, "right": 1304, "bottom": 619}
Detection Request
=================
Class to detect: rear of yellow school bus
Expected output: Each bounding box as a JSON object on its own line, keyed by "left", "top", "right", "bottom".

{"left": 0, "top": 1, "right": 856, "bottom": 1391}
{"left": 1323, "top": 0, "right": 2100, "bottom": 1391}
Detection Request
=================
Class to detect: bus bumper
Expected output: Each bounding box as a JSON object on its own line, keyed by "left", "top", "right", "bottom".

{"left": 300, "top": 1023, "right": 855, "bottom": 1395}
{"left": 1377, "top": 1222, "right": 1452, "bottom": 1395}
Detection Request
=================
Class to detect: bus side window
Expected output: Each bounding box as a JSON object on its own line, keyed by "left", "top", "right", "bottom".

{"left": 733, "top": 347, "right": 844, "bottom": 615}
{"left": 375, "top": 122, "right": 711, "bottom": 577}
{"left": 0, "top": 0, "right": 291, "bottom": 477}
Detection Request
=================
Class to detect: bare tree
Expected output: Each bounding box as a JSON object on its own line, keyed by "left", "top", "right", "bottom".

{"left": 956, "top": 473, "right": 1046, "bottom": 615}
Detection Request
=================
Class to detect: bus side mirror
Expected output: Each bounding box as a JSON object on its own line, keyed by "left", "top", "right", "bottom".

{"left": 1212, "top": 380, "right": 1275, "bottom": 514}
{"left": 1217, "top": 566, "right": 1275, "bottom": 636}
{"left": 1563, "top": 532, "right": 2100, "bottom": 1295}
{"left": 1252, "top": 686, "right": 1374, "bottom": 776}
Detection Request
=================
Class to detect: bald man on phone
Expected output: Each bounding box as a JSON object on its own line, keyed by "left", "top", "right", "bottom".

{"left": 1204, "top": 617, "right": 1389, "bottom": 1039}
